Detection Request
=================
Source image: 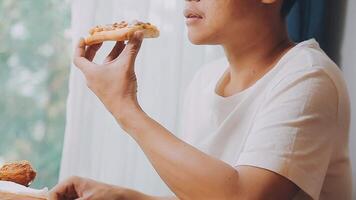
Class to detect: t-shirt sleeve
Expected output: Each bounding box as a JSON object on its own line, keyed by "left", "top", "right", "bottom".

{"left": 235, "top": 68, "right": 339, "bottom": 199}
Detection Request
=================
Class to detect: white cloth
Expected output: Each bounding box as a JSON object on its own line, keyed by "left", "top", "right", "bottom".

{"left": 180, "top": 39, "right": 352, "bottom": 200}
{"left": 0, "top": 181, "right": 48, "bottom": 199}
{"left": 61, "top": 0, "right": 224, "bottom": 196}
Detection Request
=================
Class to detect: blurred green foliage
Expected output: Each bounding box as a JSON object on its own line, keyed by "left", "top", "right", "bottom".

{"left": 0, "top": 0, "right": 70, "bottom": 188}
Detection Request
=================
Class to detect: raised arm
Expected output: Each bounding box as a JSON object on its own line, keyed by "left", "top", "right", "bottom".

{"left": 65, "top": 34, "right": 299, "bottom": 200}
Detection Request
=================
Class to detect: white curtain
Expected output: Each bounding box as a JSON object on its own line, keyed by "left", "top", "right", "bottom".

{"left": 60, "top": 0, "right": 224, "bottom": 196}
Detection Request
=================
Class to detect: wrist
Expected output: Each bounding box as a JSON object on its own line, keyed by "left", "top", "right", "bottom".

{"left": 113, "top": 102, "right": 148, "bottom": 133}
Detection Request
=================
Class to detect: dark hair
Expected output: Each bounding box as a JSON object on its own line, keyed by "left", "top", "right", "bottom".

{"left": 281, "top": 0, "right": 297, "bottom": 17}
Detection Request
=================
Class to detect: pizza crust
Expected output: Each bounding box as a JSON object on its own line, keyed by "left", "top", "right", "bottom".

{"left": 84, "top": 21, "right": 160, "bottom": 45}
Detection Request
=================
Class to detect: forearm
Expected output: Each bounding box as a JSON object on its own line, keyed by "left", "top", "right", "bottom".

{"left": 117, "top": 110, "right": 240, "bottom": 200}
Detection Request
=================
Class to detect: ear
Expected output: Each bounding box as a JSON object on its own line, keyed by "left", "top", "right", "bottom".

{"left": 261, "top": 0, "right": 278, "bottom": 4}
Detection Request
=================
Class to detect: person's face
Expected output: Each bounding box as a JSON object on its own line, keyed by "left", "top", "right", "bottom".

{"left": 184, "top": 0, "right": 279, "bottom": 45}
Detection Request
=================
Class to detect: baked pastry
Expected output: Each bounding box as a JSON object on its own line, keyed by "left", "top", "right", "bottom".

{"left": 0, "top": 161, "right": 47, "bottom": 199}
{"left": 0, "top": 161, "right": 37, "bottom": 187}
{"left": 85, "top": 20, "right": 160, "bottom": 45}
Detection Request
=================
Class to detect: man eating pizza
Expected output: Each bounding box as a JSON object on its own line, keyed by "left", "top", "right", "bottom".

{"left": 49, "top": 0, "right": 352, "bottom": 199}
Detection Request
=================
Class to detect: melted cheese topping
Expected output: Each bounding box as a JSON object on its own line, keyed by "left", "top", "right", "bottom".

{"left": 89, "top": 20, "right": 152, "bottom": 35}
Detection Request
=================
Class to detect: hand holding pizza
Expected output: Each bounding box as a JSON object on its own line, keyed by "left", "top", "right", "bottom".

{"left": 74, "top": 31, "right": 145, "bottom": 124}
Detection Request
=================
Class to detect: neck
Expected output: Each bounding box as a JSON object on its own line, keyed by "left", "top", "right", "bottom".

{"left": 219, "top": 20, "right": 294, "bottom": 96}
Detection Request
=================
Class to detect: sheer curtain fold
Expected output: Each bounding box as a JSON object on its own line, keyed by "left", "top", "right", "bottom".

{"left": 60, "top": 0, "right": 223, "bottom": 195}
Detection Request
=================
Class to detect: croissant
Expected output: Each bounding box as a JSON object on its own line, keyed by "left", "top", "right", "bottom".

{"left": 0, "top": 160, "right": 37, "bottom": 187}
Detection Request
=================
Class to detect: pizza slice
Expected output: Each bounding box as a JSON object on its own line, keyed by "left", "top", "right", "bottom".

{"left": 85, "top": 20, "right": 160, "bottom": 45}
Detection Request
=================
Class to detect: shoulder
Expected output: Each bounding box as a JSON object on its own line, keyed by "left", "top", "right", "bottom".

{"left": 271, "top": 39, "right": 348, "bottom": 101}
{"left": 262, "top": 40, "right": 352, "bottom": 125}
{"left": 279, "top": 39, "right": 343, "bottom": 86}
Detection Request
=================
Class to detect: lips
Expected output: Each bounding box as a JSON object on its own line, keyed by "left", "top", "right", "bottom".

{"left": 183, "top": 8, "right": 203, "bottom": 19}
{"left": 184, "top": 8, "right": 204, "bottom": 25}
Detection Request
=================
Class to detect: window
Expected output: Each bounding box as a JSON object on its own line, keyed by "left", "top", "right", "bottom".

{"left": 0, "top": 0, "right": 70, "bottom": 188}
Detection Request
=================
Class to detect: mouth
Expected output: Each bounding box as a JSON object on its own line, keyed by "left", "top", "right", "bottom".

{"left": 184, "top": 8, "right": 203, "bottom": 25}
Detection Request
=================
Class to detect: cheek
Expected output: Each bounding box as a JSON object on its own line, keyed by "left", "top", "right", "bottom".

{"left": 187, "top": 4, "right": 232, "bottom": 44}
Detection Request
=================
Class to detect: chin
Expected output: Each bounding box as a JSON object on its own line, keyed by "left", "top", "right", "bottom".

{"left": 188, "top": 34, "right": 206, "bottom": 45}
{"left": 188, "top": 31, "right": 218, "bottom": 45}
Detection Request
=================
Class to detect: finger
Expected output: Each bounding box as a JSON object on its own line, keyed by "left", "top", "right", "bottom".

{"left": 49, "top": 183, "right": 77, "bottom": 200}
{"left": 49, "top": 177, "right": 81, "bottom": 200}
{"left": 85, "top": 42, "right": 103, "bottom": 61}
{"left": 74, "top": 38, "right": 95, "bottom": 73}
{"left": 118, "top": 31, "right": 144, "bottom": 66}
{"left": 74, "top": 38, "right": 86, "bottom": 58}
{"left": 104, "top": 41, "right": 125, "bottom": 63}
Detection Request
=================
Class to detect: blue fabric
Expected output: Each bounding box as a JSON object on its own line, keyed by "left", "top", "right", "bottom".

{"left": 287, "top": 0, "right": 326, "bottom": 48}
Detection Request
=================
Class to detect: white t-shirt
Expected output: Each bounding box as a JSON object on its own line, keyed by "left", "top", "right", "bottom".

{"left": 179, "top": 39, "right": 352, "bottom": 200}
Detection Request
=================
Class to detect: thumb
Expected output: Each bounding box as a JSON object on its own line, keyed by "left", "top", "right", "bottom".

{"left": 119, "top": 31, "right": 144, "bottom": 65}
{"left": 73, "top": 38, "right": 95, "bottom": 74}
